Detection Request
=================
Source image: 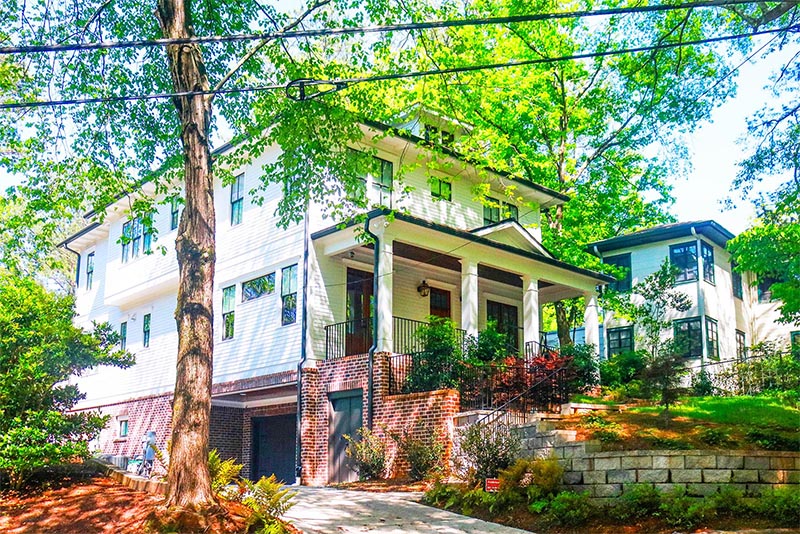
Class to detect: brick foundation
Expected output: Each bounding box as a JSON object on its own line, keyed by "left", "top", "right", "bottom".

{"left": 300, "top": 353, "right": 459, "bottom": 485}
{"left": 88, "top": 393, "right": 173, "bottom": 458}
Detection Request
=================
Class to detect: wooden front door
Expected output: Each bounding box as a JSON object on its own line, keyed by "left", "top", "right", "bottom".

{"left": 328, "top": 391, "right": 363, "bottom": 484}
{"left": 251, "top": 414, "right": 296, "bottom": 483}
{"left": 429, "top": 287, "right": 451, "bottom": 319}
{"left": 345, "top": 268, "right": 373, "bottom": 355}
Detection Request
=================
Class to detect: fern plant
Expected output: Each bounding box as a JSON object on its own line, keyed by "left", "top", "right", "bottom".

{"left": 208, "top": 449, "right": 243, "bottom": 492}
{"left": 238, "top": 475, "right": 297, "bottom": 532}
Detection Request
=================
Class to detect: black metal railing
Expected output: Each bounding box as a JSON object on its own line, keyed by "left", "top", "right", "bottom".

{"left": 324, "top": 317, "right": 372, "bottom": 360}
{"left": 687, "top": 352, "right": 796, "bottom": 395}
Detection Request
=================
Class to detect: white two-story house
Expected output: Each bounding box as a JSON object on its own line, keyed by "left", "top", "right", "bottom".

{"left": 62, "top": 110, "right": 612, "bottom": 485}
{"left": 588, "top": 220, "right": 799, "bottom": 362}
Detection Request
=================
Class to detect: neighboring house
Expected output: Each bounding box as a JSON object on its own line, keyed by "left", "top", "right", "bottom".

{"left": 588, "top": 221, "right": 799, "bottom": 362}
{"left": 62, "top": 109, "right": 613, "bottom": 485}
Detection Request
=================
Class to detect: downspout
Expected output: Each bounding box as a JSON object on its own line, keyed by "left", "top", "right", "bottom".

{"left": 363, "top": 216, "right": 379, "bottom": 431}
{"left": 62, "top": 243, "right": 81, "bottom": 288}
{"left": 295, "top": 208, "right": 311, "bottom": 482}
{"left": 691, "top": 226, "right": 706, "bottom": 363}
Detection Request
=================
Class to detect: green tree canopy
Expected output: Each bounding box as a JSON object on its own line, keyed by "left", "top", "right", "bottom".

{"left": 0, "top": 273, "right": 133, "bottom": 489}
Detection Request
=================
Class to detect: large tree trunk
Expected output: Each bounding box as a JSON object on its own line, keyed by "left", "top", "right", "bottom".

{"left": 156, "top": 0, "right": 216, "bottom": 509}
{"left": 554, "top": 301, "right": 574, "bottom": 348}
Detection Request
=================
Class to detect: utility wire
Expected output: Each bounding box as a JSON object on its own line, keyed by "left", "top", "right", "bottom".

{"left": 2, "top": 23, "right": 795, "bottom": 110}
{"left": 0, "top": 0, "right": 772, "bottom": 56}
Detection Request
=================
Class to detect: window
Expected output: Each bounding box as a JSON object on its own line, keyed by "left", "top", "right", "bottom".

{"left": 230, "top": 173, "right": 244, "bottom": 225}
{"left": 423, "top": 124, "right": 455, "bottom": 148}
{"left": 370, "top": 157, "right": 393, "bottom": 207}
{"left": 486, "top": 300, "right": 519, "bottom": 351}
{"left": 607, "top": 326, "right": 634, "bottom": 356}
{"left": 170, "top": 198, "right": 181, "bottom": 230}
{"left": 758, "top": 277, "right": 778, "bottom": 303}
{"left": 705, "top": 317, "right": 719, "bottom": 360}
{"left": 119, "top": 419, "right": 129, "bottom": 437}
{"left": 281, "top": 264, "right": 298, "bottom": 325}
{"left": 674, "top": 317, "right": 702, "bottom": 358}
{"left": 143, "top": 313, "right": 151, "bottom": 348}
{"left": 701, "top": 241, "right": 715, "bottom": 284}
{"left": 483, "top": 197, "right": 519, "bottom": 225}
{"left": 120, "top": 321, "right": 127, "bottom": 350}
{"left": 430, "top": 177, "right": 452, "bottom": 201}
{"left": 222, "top": 286, "right": 235, "bottom": 339}
{"left": 731, "top": 262, "right": 743, "bottom": 299}
{"left": 242, "top": 273, "right": 275, "bottom": 302}
{"left": 604, "top": 254, "right": 632, "bottom": 292}
{"left": 670, "top": 242, "right": 698, "bottom": 283}
{"left": 736, "top": 330, "right": 747, "bottom": 360}
{"left": 121, "top": 217, "right": 152, "bottom": 263}
{"left": 86, "top": 252, "right": 95, "bottom": 290}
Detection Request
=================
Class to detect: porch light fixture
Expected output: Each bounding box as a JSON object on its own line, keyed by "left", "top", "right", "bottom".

{"left": 417, "top": 280, "right": 431, "bottom": 297}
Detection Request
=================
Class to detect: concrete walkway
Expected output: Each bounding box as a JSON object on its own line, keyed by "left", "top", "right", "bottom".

{"left": 284, "top": 487, "right": 532, "bottom": 534}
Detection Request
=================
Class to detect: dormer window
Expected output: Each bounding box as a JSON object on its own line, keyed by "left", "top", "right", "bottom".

{"left": 423, "top": 124, "right": 455, "bottom": 148}
{"left": 483, "top": 197, "right": 518, "bottom": 225}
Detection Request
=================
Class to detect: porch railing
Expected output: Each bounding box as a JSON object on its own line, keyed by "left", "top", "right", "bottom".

{"left": 324, "top": 317, "right": 372, "bottom": 361}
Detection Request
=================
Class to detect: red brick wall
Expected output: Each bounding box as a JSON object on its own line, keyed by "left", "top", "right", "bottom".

{"left": 89, "top": 393, "right": 173, "bottom": 458}
{"left": 300, "top": 353, "right": 459, "bottom": 485}
{"left": 241, "top": 402, "right": 297, "bottom": 479}
{"left": 209, "top": 405, "right": 244, "bottom": 465}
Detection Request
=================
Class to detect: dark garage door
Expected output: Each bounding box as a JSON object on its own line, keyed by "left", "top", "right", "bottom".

{"left": 328, "top": 390, "right": 363, "bottom": 484}
{"left": 251, "top": 414, "right": 296, "bottom": 483}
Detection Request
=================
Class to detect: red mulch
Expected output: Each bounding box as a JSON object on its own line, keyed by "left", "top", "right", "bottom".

{"left": 0, "top": 475, "right": 163, "bottom": 534}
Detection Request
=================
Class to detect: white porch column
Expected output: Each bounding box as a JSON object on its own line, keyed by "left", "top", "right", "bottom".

{"left": 461, "top": 258, "right": 479, "bottom": 337}
{"left": 583, "top": 291, "right": 600, "bottom": 357}
{"left": 522, "top": 275, "right": 540, "bottom": 347}
{"left": 376, "top": 234, "right": 394, "bottom": 353}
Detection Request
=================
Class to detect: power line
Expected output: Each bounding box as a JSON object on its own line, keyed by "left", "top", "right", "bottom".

{"left": 2, "top": 22, "right": 795, "bottom": 110}
{"left": 0, "top": 0, "right": 770, "bottom": 56}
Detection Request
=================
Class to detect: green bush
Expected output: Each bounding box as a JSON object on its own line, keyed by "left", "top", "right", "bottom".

{"left": 756, "top": 487, "right": 800, "bottom": 525}
{"left": 692, "top": 370, "right": 715, "bottom": 396}
{"left": 560, "top": 344, "right": 599, "bottom": 393}
{"left": 465, "top": 321, "right": 511, "bottom": 363}
{"left": 600, "top": 350, "right": 646, "bottom": 388}
{"left": 389, "top": 426, "right": 445, "bottom": 481}
{"left": 422, "top": 481, "right": 463, "bottom": 509}
{"left": 237, "top": 475, "right": 296, "bottom": 534}
{"left": 207, "top": 449, "right": 243, "bottom": 493}
{"left": 457, "top": 422, "right": 520, "bottom": 483}
{"left": 548, "top": 491, "right": 593, "bottom": 526}
{"left": 697, "top": 426, "right": 731, "bottom": 447}
{"left": 405, "top": 317, "right": 464, "bottom": 392}
{"left": 610, "top": 484, "right": 661, "bottom": 521}
{"left": 460, "top": 488, "right": 496, "bottom": 515}
{"left": 658, "top": 487, "right": 716, "bottom": 529}
{"left": 344, "top": 427, "right": 387, "bottom": 480}
{"left": 745, "top": 428, "right": 800, "bottom": 451}
{"left": 709, "top": 485, "right": 747, "bottom": 516}
{"left": 498, "top": 456, "right": 563, "bottom": 497}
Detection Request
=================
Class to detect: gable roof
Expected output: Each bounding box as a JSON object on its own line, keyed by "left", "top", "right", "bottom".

{"left": 470, "top": 219, "right": 553, "bottom": 258}
{"left": 588, "top": 220, "right": 736, "bottom": 255}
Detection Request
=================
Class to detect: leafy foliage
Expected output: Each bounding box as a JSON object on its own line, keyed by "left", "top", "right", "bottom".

{"left": 388, "top": 425, "right": 446, "bottom": 481}
{"left": 498, "top": 456, "right": 563, "bottom": 497}
{"left": 456, "top": 422, "right": 520, "bottom": 483}
{"left": 610, "top": 484, "right": 661, "bottom": 521}
{"left": 404, "top": 317, "right": 464, "bottom": 392}
{"left": 559, "top": 343, "right": 599, "bottom": 393}
{"left": 344, "top": 427, "right": 387, "bottom": 481}
{"left": 600, "top": 350, "right": 647, "bottom": 388}
{"left": 0, "top": 274, "right": 132, "bottom": 489}
{"left": 238, "top": 475, "right": 297, "bottom": 533}
{"left": 658, "top": 487, "right": 717, "bottom": 529}
{"left": 547, "top": 491, "right": 593, "bottom": 526}
{"left": 207, "top": 449, "right": 242, "bottom": 493}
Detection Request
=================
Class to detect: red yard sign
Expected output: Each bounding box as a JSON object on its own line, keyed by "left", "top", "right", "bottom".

{"left": 485, "top": 478, "right": 501, "bottom": 492}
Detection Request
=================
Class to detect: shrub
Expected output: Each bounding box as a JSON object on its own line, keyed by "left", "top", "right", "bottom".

{"left": 697, "top": 426, "right": 731, "bottom": 447}
{"left": 745, "top": 428, "right": 800, "bottom": 451}
{"left": 237, "top": 475, "right": 296, "bottom": 533}
{"left": 756, "top": 487, "right": 800, "bottom": 525}
{"left": 658, "top": 487, "right": 716, "bottom": 529}
{"left": 389, "top": 426, "right": 445, "bottom": 481}
{"left": 610, "top": 484, "right": 661, "bottom": 521}
{"left": 208, "top": 449, "right": 242, "bottom": 492}
{"left": 600, "top": 350, "right": 647, "bottom": 388}
{"left": 422, "top": 481, "right": 462, "bottom": 510}
{"left": 559, "top": 344, "right": 599, "bottom": 393}
{"left": 344, "top": 427, "right": 387, "bottom": 480}
{"left": 710, "top": 485, "right": 747, "bottom": 516}
{"left": 405, "top": 317, "right": 464, "bottom": 392}
{"left": 460, "top": 488, "right": 496, "bottom": 515}
{"left": 465, "top": 321, "right": 511, "bottom": 363}
{"left": 548, "top": 491, "right": 593, "bottom": 526}
{"left": 498, "top": 456, "right": 563, "bottom": 497}
{"left": 692, "top": 370, "right": 715, "bottom": 396}
{"left": 456, "top": 422, "right": 520, "bottom": 483}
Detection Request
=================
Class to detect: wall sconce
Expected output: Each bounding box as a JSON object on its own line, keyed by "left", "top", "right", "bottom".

{"left": 417, "top": 280, "right": 431, "bottom": 297}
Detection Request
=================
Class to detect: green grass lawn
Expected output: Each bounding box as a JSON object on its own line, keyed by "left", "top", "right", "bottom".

{"left": 628, "top": 395, "right": 800, "bottom": 431}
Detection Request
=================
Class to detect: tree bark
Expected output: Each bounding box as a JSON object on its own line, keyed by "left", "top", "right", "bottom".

{"left": 554, "top": 301, "right": 574, "bottom": 348}
{"left": 156, "top": 0, "right": 216, "bottom": 509}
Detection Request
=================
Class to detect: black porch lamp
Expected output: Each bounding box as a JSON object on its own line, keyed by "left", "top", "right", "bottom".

{"left": 417, "top": 280, "right": 431, "bottom": 297}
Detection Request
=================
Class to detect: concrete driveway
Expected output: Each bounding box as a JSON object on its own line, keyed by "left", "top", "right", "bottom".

{"left": 284, "top": 487, "right": 532, "bottom": 534}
